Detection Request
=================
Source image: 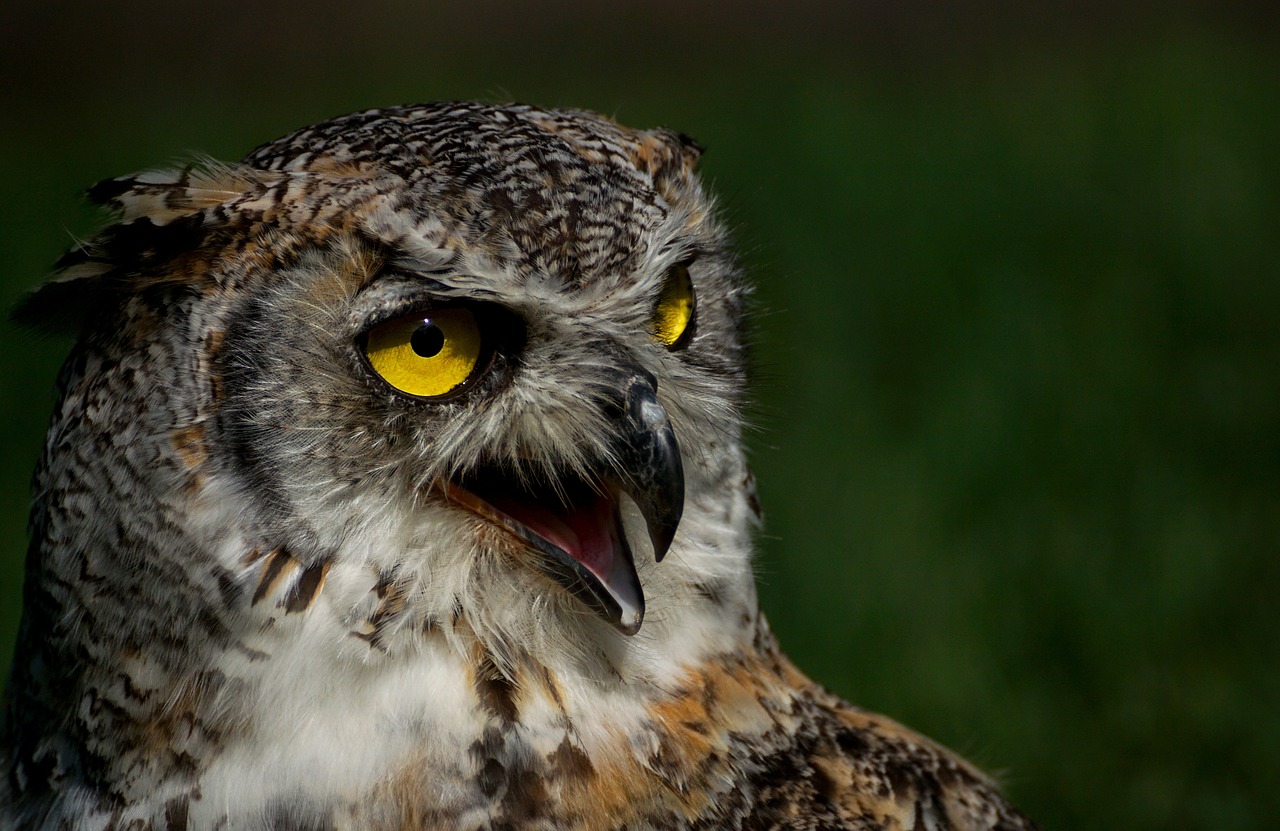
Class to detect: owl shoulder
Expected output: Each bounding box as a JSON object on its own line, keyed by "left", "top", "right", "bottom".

{"left": 737, "top": 650, "right": 1038, "bottom": 831}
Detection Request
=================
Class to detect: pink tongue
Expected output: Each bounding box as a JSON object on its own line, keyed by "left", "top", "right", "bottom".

{"left": 486, "top": 490, "right": 617, "bottom": 576}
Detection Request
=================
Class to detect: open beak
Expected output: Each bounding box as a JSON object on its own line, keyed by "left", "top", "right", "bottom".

{"left": 443, "top": 371, "right": 683, "bottom": 635}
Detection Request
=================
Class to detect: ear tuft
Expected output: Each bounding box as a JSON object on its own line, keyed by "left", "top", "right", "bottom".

{"left": 86, "top": 162, "right": 259, "bottom": 226}
{"left": 10, "top": 262, "right": 112, "bottom": 333}
{"left": 631, "top": 129, "right": 706, "bottom": 184}
{"left": 673, "top": 132, "right": 705, "bottom": 162}
{"left": 13, "top": 160, "right": 264, "bottom": 334}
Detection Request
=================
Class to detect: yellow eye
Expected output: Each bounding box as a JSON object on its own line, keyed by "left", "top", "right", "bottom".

{"left": 652, "top": 263, "right": 695, "bottom": 349}
{"left": 364, "top": 308, "right": 483, "bottom": 398}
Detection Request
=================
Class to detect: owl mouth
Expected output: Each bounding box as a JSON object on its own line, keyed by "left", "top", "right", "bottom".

{"left": 442, "top": 372, "right": 683, "bottom": 636}
{"left": 444, "top": 471, "right": 647, "bottom": 634}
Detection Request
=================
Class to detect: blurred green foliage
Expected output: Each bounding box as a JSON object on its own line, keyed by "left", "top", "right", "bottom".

{"left": 1, "top": 4, "right": 1277, "bottom": 828}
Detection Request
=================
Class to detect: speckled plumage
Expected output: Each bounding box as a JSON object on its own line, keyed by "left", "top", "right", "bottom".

{"left": 1, "top": 102, "right": 1036, "bottom": 830}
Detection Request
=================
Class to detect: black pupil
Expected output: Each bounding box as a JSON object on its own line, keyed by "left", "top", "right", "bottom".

{"left": 410, "top": 323, "right": 445, "bottom": 358}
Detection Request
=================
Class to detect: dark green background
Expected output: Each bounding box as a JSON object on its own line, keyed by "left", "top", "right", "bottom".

{"left": 2, "top": 3, "right": 1277, "bottom": 828}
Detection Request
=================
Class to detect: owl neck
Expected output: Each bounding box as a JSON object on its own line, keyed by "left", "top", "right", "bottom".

{"left": 175, "top": 504, "right": 775, "bottom": 827}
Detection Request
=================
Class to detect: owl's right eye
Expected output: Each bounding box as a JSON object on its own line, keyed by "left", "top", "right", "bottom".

{"left": 363, "top": 307, "right": 484, "bottom": 399}
{"left": 652, "top": 262, "right": 696, "bottom": 350}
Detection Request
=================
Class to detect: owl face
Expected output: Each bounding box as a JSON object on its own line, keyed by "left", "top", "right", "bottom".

{"left": 121, "top": 104, "right": 757, "bottom": 645}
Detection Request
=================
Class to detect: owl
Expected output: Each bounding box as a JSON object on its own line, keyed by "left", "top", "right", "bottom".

{"left": 1, "top": 102, "right": 1036, "bottom": 830}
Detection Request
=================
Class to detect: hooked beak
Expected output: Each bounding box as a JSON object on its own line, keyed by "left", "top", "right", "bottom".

{"left": 443, "top": 371, "right": 684, "bottom": 635}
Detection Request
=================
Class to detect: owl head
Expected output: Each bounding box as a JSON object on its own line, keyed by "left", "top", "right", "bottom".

{"left": 19, "top": 103, "right": 760, "bottom": 681}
